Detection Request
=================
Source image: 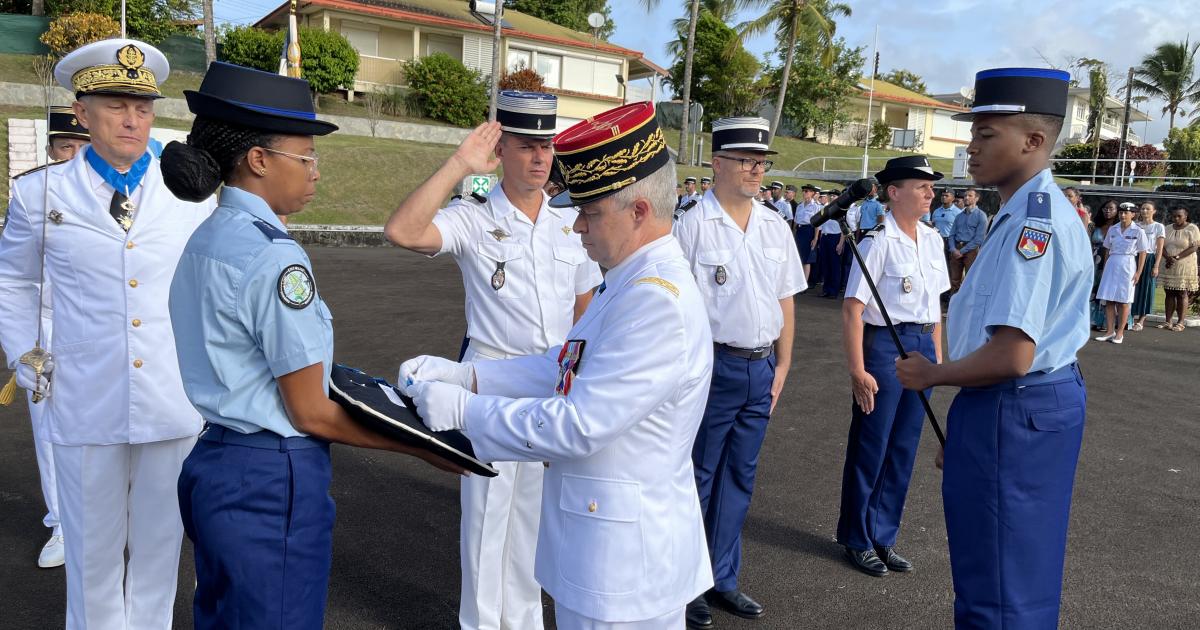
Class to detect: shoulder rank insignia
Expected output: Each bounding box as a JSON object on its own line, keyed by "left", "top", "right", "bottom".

{"left": 252, "top": 219, "right": 294, "bottom": 243}
{"left": 278, "top": 264, "right": 315, "bottom": 309}
{"left": 469, "top": 192, "right": 487, "bottom": 204}
{"left": 554, "top": 339, "right": 586, "bottom": 396}
{"left": 863, "top": 223, "right": 885, "bottom": 238}
{"left": 1027, "top": 191, "right": 1051, "bottom": 220}
{"left": 634, "top": 276, "right": 679, "bottom": 297}
{"left": 450, "top": 194, "right": 463, "bottom": 201}
{"left": 678, "top": 199, "right": 698, "bottom": 212}
{"left": 1016, "top": 226, "right": 1052, "bottom": 260}
{"left": 12, "top": 160, "right": 66, "bottom": 181}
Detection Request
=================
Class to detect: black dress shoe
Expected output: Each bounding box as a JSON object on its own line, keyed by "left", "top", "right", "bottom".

{"left": 707, "top": 589, "right": 765, "bottom": 619}
{"left": 685, "top": 595, "right": 713, "bottom": 629}
{"left": 844, "top": 546, "right": 888, "bottom": 577}
{"left": 876, "top": 546, "right": 913, "bottom": 572}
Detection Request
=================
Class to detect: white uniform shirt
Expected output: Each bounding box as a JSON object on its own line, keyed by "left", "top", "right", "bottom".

{"left": 846, "top": 213, "right": 950, "bottom": 326}
{"left": 845, "top": 202, "right": 861, "bottom": 231}
{"left": 674, "top": 191, "right": 807, "bottom": 348}
{"left": 1103, "top": 223, "right": 1149, "bottom": 256}
{"left": 432, "top": 185, "right": 602, "bottom": 356}
{"left": 819, "top": 214, "right": 844, "bottom": 235}
{"left": 0, "top": 152, "right": 213, "bottom": 445}
{"left": 464, "top": 236, "right": 713, "bottom": 622}
{"left": 768, "top": 196, "right": 793, "bottom": 221}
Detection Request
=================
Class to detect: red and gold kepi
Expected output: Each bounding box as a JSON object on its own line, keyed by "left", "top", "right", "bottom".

{"left": 549, "top": 102, "right": 670, "bottom": 208}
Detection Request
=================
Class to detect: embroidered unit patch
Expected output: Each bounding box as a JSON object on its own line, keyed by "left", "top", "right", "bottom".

{"left": 278, "top": 264, "right": 315, "bottom": 308}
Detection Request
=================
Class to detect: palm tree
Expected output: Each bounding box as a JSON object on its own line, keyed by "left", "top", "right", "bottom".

{"left": 736, "top": 0, "right": 851, "bottom": 140}
{"left": 666, "top": 0, "right": 738, "bottom": 58}
{"left": 644, "top": 0, "right": 701, "bottom": 164}
{"left": 1131, "top": 38, "right": 1200, "bottom": 130}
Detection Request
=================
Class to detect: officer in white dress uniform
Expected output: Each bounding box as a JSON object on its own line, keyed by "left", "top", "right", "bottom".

{"left": 401, "top": 102, "right": 714, "bottom": 630}
{"left": 674, "top": 116, "right": 807, "bottom": 627}
{"left": 680, "top": 176, "right": 703, "bottom": 208}
{"left": 766, "top": 180, "right": 793, "bottom": 221}
{"left": 9, "top": 105, "right": 90, "bottom": 570}
{"left": 0, "top": 39, "right": 214, "bottom": 629}
{"left": 384, "top": 91, "right": 601, "bottom": 630}
{"left": 1094, "top": 203, "right": 1149, "bottom": 344}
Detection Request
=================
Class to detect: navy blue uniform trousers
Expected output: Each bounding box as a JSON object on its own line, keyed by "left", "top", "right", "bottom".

{"left": 818, "top": 232, "right": 843, "bottom": 296}
{"left": 178, "top": 425, "right": 336, "bottom": 630}
{"left": 837, "top": 324, "right": 935, "bottom": 551}
{"left": 692, "top": 349, "right": 775, "bottom": 592}
{"left": 795, "top": 224, "right": 817, "bottom": 265}
{"left": 943, "top": 363, "right": 1086, "bottom": 629}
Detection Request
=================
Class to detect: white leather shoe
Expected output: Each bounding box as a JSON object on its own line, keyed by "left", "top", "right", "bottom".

{"left": 1094, "top": 334, "right": 1114, "bottom": 342}
{"left": 38, "top": 534, "right": 64, "bottom": 568}
{"left": 1111, "top": 337, "right": 1124, "bottom": 344}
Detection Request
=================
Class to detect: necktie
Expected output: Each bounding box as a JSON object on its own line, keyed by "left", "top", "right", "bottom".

{"left": 109, "top": 189, "right": 134, "bottom": 232}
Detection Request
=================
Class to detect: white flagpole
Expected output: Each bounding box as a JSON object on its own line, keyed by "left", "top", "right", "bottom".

{"left": 861, "top": 25, "right": 878, "bottom": 179}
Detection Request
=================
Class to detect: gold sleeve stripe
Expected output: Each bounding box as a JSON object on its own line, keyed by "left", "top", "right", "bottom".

{"left": 634, "top": 276, "right": 679, "bottom": 297}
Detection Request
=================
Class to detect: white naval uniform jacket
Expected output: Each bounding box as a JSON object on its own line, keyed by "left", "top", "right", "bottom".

{"left": 463, "top": 235, "right": 715, "bottom": 622}
{"left": 0, "top": 151, "right": 212, "bottom": 445}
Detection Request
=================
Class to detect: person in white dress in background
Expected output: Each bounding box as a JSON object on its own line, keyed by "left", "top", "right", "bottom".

{"left": 1095, "top": 203, "right": 1148, "bottom": 344}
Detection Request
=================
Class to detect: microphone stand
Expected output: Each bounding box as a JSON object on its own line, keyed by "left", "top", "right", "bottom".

{"left": 836, "top": 218, "right": 946, "bottom": 447}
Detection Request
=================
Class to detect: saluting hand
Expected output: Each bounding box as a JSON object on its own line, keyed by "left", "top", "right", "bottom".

{"left": 449, "top": 121, "right": 503, "bottom": 175}
{"left": 850, "top": 370, "right": 878, "bottom": 414}
{"left": 895, "top": 353, "right": 935, "bottom": 391}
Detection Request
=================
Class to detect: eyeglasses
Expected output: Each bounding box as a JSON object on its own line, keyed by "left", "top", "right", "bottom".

{"left": 263, "top": 148, "right": 319, "bottom": 176}
{"left": 714, "top": 155, "right": 773, "bottom": 173}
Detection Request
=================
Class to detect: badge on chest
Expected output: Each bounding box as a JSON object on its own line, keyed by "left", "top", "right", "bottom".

{"left": 715, "top": 265, "right": 727, "bottom": 286}
{"left": 554, "top": 339, "right": 586, "bottom": 396}
{"left": 491, "top": 262, "right": 506, "bottom": 290}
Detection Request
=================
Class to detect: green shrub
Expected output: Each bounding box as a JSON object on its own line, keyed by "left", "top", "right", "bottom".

{"left": 46, "top": 0, "right": 190, "bottom": 44}
{"left": 219, "top": 26, "right": 358, "bottom": 107}
{"left": 40, "top": 12, "right": 121, "bottom": 58}
{"left": 869, "top": 120, "right": 891, "bottom": 149}
{"left": 405, "top": 53, "right": 488, "bottom": 127}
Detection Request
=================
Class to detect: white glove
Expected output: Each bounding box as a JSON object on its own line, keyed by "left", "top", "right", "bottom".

{"left": 408, "top": 380, "right": 472, "bottom": 432}
{"left": 398, "top": 355, "right": 474, "bottom": 395}
{"left": 15, "top": 357, "right": 53, "bottom": 399}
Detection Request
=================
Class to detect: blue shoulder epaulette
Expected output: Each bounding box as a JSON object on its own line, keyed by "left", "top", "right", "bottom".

{"left": 1027, "top": 191, "right": 1051, "bottom": 220}
{"left": 469, "top": 192, "right": 487, "bottom": 204}
{"left": 252, "top": 219, "right": 294, "bottom": 243}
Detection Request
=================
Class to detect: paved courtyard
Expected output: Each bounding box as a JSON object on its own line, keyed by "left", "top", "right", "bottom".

{"left": 1, "top": 246, "right": 1196, "bottom": 628}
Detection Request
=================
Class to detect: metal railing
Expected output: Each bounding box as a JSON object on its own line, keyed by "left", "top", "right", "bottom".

{"left": 786, "top": 155, "right": 1200, "bottom": 187}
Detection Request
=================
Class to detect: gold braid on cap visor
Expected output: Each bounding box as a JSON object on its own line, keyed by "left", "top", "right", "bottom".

{"left": 71, "top": 66, "right": 160, "bottom": 96}
{"left": 562, "top": 127, "right": 666, "bottom": 197}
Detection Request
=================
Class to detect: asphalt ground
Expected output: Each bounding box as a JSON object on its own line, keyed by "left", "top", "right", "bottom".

{"left": 1, "top": 246, "right": 1197, "bottom": 629}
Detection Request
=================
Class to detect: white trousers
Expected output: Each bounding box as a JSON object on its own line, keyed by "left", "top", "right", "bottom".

{"left": 27, "top": 392, "right": 60, "bottom": 535}
{"left": 53, "top": 436, "right": 195, "bottom": 630}
{"left": 460, "top": 343, "right": 545, "bottom": 630}
{"left": 554, "top": 603, "right": 685, "bottom": 629}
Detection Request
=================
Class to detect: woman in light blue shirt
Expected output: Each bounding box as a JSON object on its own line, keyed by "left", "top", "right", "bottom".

{"left": 161, "top": 62, "right": 462, "bottom": 630}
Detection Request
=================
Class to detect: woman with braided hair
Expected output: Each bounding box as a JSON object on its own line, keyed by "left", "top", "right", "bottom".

{"left": 162, "top": 61, "right": 464, "bottom": 629}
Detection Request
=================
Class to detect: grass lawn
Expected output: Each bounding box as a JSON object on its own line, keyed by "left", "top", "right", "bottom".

{"left": 0, "top": 53, "right": 204, "bottom": 99}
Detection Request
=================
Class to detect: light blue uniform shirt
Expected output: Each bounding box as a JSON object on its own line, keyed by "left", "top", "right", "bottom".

{"left": 857, "top": 198, "right": 885, "bottom": 230}
{"left": 951, "top": 206, "right": 988, "bottom": 252}
{"left": 931, "top": 205, "right": 961, "bottom": 238}
{"left": 794, "top": 200, "right": 822, "bottom": 226}
{"left": 947, "top": 169, "right": 1092, "bottom": 373}
{"left": 169, "top": 186, "right": 334, "bottom": 437}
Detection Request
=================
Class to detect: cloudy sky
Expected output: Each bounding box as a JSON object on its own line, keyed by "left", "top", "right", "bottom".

{"left": 216, "top": 0, "right": 1196, "bottom": 144}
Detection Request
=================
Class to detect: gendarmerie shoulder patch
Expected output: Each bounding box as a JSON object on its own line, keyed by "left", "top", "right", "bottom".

{"left": 635, "top": 276, "right": 679, "bottom": 297}
{"left": 1016, "top": 226, "right": 1052, "bottom": 260}
{"left": 253, "top": 219, "right": 294, "bottom": 243}
{"left": 278, "top": 264, "right": 315, "bottom": 309}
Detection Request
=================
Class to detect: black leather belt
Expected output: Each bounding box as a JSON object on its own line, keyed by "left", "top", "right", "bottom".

{"left": 715, "top": 343, "right": 774, "bottom": 360}
{"left": 867, "top": 322, "right": 936, "bottom": 334}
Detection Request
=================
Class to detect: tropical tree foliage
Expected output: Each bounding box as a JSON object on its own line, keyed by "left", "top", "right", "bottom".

{"left": 665, "top": 10, "right": 760, "bottom": 124}
{"left": 880, "top": 68, "right": 926, "bottom": 95}
{"left": 1131, "top": 38, "right": 1200, "bottom": 129}
{"left": 1164, "top": 125, "right": 1200, "bottom": 179}
{"left": 666, "top": 0, "right": 736, "bottom": 58}
{"left": 736, "top": 0, "right": 852, "bottom": 139}
{"left": 505, "top": 0, "right": 614, "bottom": 39}
{"left": 770, "top": 36, "right": 863, "bottom": 140}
